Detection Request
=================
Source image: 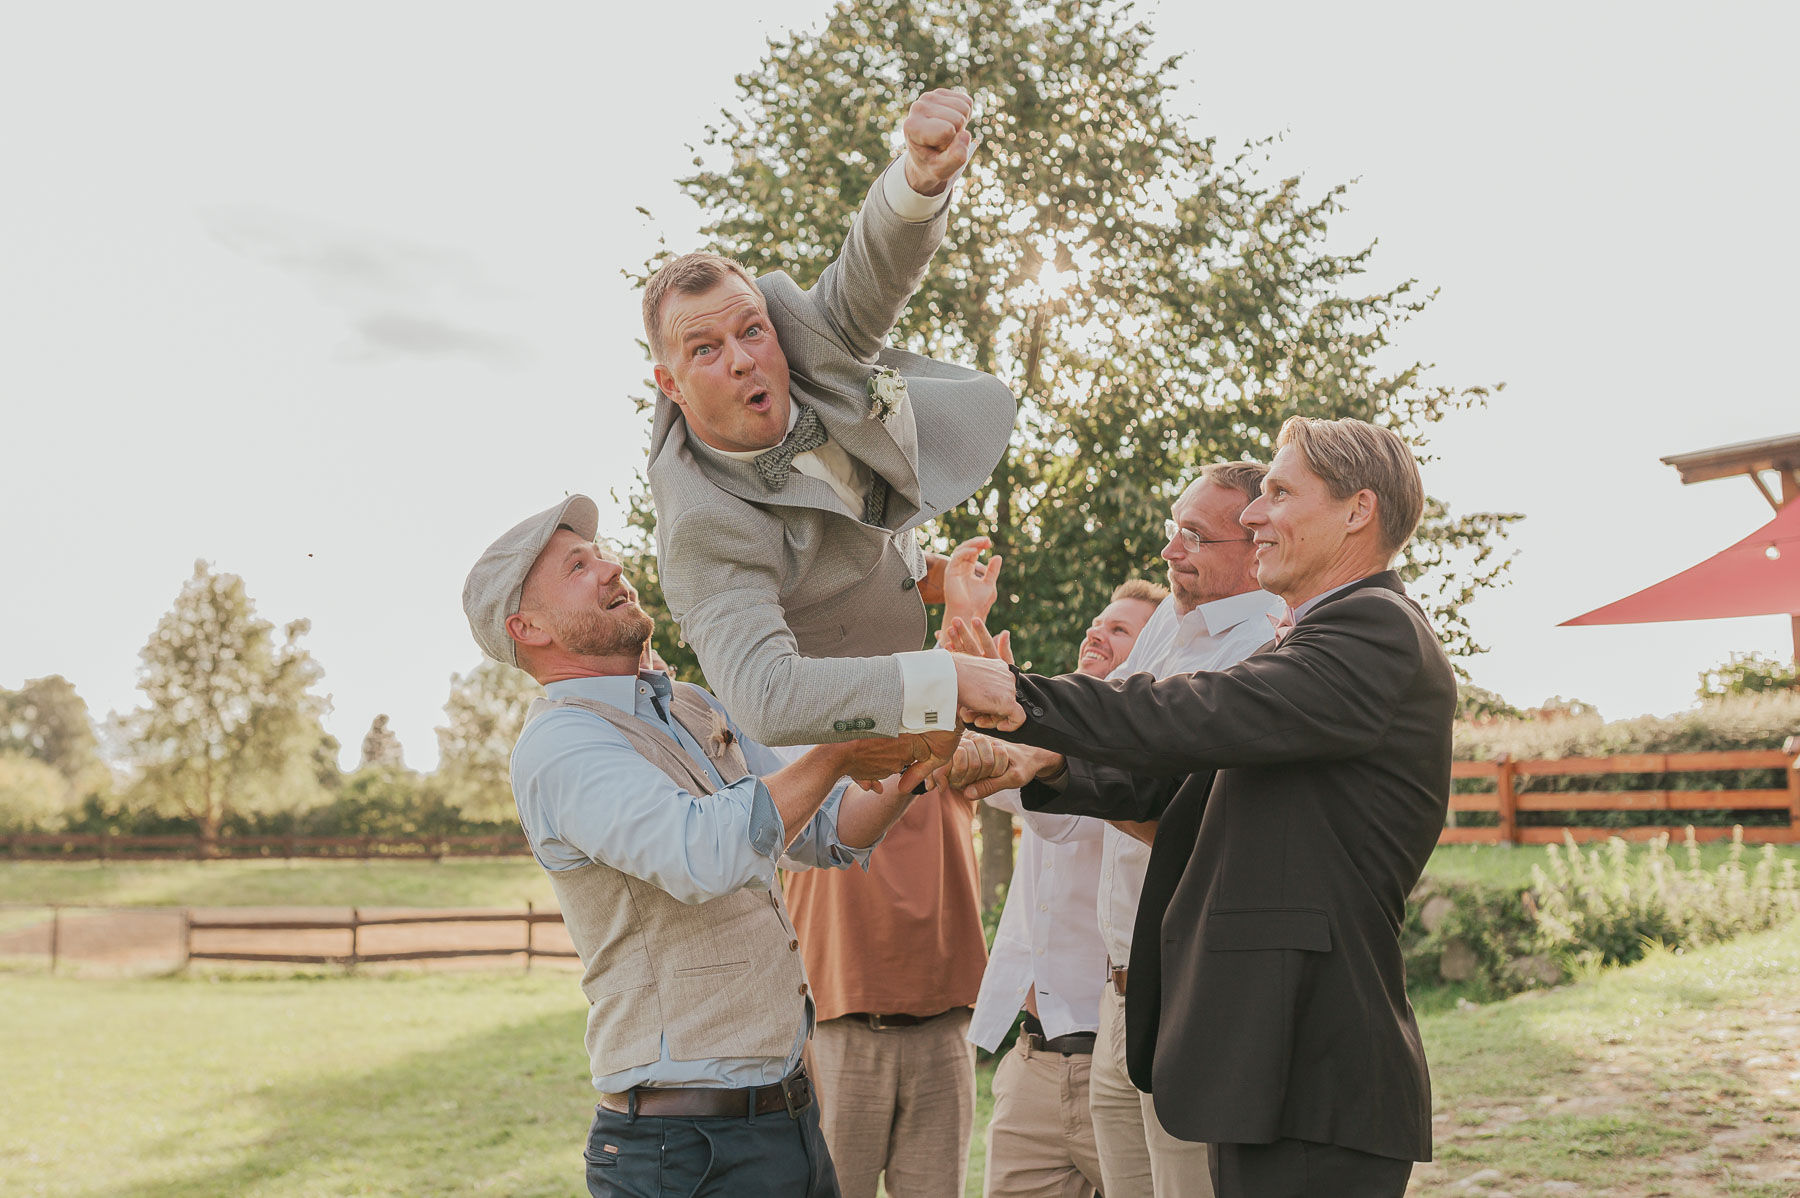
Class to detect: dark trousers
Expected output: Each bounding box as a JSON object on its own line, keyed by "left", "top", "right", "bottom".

{"left": 1208, "top": 1138, "right": 1413, "bottom": 1198}
{"left": 585, "top": 1100, "right": 841, "bottom": 1198}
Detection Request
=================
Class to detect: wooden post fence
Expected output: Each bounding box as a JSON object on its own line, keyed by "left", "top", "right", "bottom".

{"left": 1442, "top": 747, "right": 1800, "bottom": 846}
{"left": 179, "top": 908, "right": 579, "bottom": 969}
{"left": 1787, "top": 736, "right": 1800, "bottom": 832}
{"left": 1495, "top": 754, "right": 1518, "bottom": 847}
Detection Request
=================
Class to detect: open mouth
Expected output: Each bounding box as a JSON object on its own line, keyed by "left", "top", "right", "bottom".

{"left": 606, "top": 594, "right": 630, "bottom": 610}
{"left": 745, "top": 389, "right": 770, "bottom": 412}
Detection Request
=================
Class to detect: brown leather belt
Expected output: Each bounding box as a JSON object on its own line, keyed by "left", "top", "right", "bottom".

{"left": 598, "top": 1068, "right": 813, "bottom": 1119}
{"left": 1110, "top": 965, "right": 1129, "bottom": 997}
{"left": 839, "top": 1008, "right": 954, "bottom": 1031}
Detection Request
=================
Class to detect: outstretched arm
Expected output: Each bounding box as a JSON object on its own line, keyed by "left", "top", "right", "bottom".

{"left": 660, "top": 507, "right": 956, "bottom": 746}
{"left": 962, "top": 595, "right": 1430, "bottom": 775}
{"left": 806, "top": 89, "right": 976, "bottom": 363}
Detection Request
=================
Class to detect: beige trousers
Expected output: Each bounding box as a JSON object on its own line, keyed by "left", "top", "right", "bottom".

{"left": 982, "top": 1035, "right": 1104, "bottom": 1198}
{"left": 809, "top": 1008, "right": 976, "bottom": 1198}
{"left": 1090, "top": 985, "right": 1214, "bottom": 1198}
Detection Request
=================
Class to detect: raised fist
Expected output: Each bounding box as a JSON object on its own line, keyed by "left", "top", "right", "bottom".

{"left": 901, "top": 88, "right": 976, "bottom": 197}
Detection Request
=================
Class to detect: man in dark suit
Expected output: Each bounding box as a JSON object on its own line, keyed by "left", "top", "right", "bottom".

{"left": 946, "top": 417, "right": 1455, "bottom": 1198}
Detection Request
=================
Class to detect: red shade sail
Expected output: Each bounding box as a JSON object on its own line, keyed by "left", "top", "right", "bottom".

{"left": 1562, "top": 500, "right": 1800, "bottom": 626}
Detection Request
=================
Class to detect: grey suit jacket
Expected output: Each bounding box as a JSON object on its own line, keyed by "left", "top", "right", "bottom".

{"left": 648, "top": 163, "right": 1016, "bottom": 746}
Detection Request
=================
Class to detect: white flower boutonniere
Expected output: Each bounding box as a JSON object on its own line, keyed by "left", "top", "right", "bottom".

{"left": 867, "top": 365, "right": 909, "bottom": 425}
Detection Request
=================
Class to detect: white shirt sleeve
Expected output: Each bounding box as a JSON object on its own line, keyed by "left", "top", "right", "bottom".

{"left": 881, "top": 163, "right": 956, "bottom": 222}
{"left": 894, "top": 647, "right": 958, "bottom": 732}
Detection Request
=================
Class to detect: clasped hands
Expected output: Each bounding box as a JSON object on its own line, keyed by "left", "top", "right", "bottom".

{"left": 835, "top": 725, "right": 1051, "bottom": 803}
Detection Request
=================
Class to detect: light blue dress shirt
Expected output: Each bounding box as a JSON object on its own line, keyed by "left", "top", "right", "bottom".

{"left": 510, "top": 670, "right": 867, "bottom": 1091}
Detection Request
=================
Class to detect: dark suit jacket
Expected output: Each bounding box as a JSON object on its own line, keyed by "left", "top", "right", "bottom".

{"left": 1007, "top": 572, "right": 1453, "bottom": 1162}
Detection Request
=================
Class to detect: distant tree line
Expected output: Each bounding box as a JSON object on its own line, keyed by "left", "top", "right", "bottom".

{"left": 0, "top": 561, "right": 541, "bottom": 844}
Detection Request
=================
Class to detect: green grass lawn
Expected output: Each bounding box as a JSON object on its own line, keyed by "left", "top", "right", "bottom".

{"left": 5, "top": 923, "right": 1797, "bottom": 1197}
{"left": 1422, "top": 839, "right": 1800, "bottom": 891}
{"left": 0, "top": 858, "right": 556, "bottom": 909}
{"left": 0, "top": 963, "right": 997, "bottom": 1198}
{"left": 6, "top": 841, "right": 1797, "bottom": 911}
{"left": 1413, "top": 922, "right": 1800, "bottom": 1195}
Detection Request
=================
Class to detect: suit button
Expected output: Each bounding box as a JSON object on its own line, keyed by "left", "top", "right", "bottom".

{"left": 799, "top": 983, "right": 809, "bottom": 996}
{"left": 1029, "top": 705, "right": 1045, "bottom": 718}
{"left": 901, "top": 576, "right": 916, "bottom": 590}
{"left": 789, "top": 939, "right": 799, "bottom": 951}
{"left": 832, "top": 720, "right": 849, "bottom": 733}
{"left": 857, "top": 718, "right": 874, "bottom": 730}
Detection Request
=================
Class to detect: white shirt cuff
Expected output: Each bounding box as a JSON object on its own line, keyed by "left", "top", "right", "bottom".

{"left": 882, "top": 162, "right": 955, "bottom": 223}
{"left": 895, "top": 648, "right": 958, "bottom": 732}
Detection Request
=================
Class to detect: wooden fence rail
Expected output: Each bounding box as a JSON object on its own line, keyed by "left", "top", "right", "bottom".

{"left": 182, "top": 904, "right": 577, "bottom": 970}
{"left": 1442, "top": 747, "right": 1800, "bottom": 846}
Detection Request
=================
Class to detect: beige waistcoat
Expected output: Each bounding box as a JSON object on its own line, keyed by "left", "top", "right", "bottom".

{"left": 526, "top": 683, "right": 808, "bottom": 1085}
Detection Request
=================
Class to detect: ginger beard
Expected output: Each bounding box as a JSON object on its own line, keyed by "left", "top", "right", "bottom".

{"left": 535, "top": 580, "right": 654, "bottom": 660}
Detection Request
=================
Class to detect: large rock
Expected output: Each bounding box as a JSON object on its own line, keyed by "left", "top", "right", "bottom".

{"left": 1503, "top": 953, "right": 1564, "bottom": 987}
{"left": 1420, "top": 894, "right": 1457, "bottom": 933}
{"left": 1440, "top": 938, "right": 1479, "bottom": 982}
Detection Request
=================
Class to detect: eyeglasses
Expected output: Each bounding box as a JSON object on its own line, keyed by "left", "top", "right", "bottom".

{"left": 1164, "top": 519, "right": 1252, "bottom": 553}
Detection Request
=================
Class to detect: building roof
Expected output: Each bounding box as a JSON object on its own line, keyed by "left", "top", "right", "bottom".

{"left": 1660, "top": 432, "right": 1800, "bottom": 486}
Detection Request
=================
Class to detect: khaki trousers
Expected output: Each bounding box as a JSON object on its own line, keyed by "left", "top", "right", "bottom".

{"left": 982, "top": 1035, "right": 1103, "bottom": 1198}
{"left": 809, "top": 1008, "right": 975, "bottom": 1198}
{"left": 1091, "top": 985, "right": 1215, "bottom": 1198}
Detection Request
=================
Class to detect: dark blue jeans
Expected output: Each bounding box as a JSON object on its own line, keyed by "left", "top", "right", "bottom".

{"left": 584, "top": 1100, "right": 841, "bottom": 1198}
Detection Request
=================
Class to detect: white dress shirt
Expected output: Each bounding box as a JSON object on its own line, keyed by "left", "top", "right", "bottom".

{"left": 1095, "top": 587, "right": 1286, "bottom": 966}
{"left": 967, "top": 789, "right": 1105, "bottom": 1051}
{"left": 704, "top": 166, "right": 959, "bottom": 734}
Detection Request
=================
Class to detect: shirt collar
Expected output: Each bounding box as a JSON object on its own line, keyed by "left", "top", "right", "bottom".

{"left": 1290, "top": 577, "right": 1371, "bottom": 624}
{"left": 544, "top": 670, "right": 672, "bottom": 716}
{"left": 706, "top": 403, "right": 801, "bottom": 463}
{"left": 1186, "top": 588, "right": 1284, "bottom": 637}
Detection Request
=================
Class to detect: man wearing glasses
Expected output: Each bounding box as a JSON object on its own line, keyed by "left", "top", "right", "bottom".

{"left": 1086, "top": 460, "right": 1282, "bottom": 1198}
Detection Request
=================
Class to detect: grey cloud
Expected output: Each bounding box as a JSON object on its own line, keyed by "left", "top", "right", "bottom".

{"left": 201, "top": 206, "right": 524, "bottom": 367}
{"left": 348, "top": 312, "right": 523, "bottom": 365}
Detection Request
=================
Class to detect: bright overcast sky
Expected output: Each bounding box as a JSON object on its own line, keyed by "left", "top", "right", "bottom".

{"left": 3, "top": 2, "right": 1794, "bottom": 770}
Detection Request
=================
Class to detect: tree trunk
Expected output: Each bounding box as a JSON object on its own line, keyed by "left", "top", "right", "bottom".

{"left": 977, "top": 802, "right": 1014, "bottom": 914}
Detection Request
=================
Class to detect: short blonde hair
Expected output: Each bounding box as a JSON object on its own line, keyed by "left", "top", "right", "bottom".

{"left": 1275, "top": 417, "right": 1424, "bottom": 552}
{"left": 1111, "top": 578, "right": 1170, "bottom": 606}
{"left": 642, "top": 252, "right": 759, "bottom": 364}
{"left": 1197, "top": 460, "right": 1269, "bottom": 508}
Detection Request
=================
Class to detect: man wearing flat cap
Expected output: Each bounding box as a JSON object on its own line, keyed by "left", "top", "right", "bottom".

{"left": 644, "top": 86, "right": 1016, "bottom": 748}
{"left": 463, "top": 494, "right": 978, "bottom": 1198}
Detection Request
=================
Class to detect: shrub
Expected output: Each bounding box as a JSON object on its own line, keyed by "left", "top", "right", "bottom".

{"left": 1402, "top": 875, "right": 1545, "bottom": 1001}
{"left": 1531, "top": 828, "right": 1800, "bottom": 969}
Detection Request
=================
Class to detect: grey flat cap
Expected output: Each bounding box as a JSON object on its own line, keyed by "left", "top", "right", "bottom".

{"left": 463, "top": 494, "right": 600, "bottom": 665}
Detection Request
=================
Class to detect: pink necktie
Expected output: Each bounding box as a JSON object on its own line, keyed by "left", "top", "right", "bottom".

{"left": 1267, "top": 605, "right": 1296, "bottom": 644}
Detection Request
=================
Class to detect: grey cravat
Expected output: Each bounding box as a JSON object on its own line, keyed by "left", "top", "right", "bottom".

{"left": 752, "top": 403, "right": 829, "bottom": 490}
{"left": 752, "top": 402, "right": 889, "bottom": 526}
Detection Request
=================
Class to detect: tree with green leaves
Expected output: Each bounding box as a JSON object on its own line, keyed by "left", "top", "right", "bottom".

{"left": 1698, "top": 651, "right": 1799, "bottom": 701}
{"left": 625, "top": 0, "right": 1519, "bottom": 906}
{"left": 432, "top": 660, "right": 542, "bottom": 823}
{"left": 123, "top": 561, "right": 337, "bottom": 848}
{"left": 0, "top": 674, "right": 105, "bottom": 802}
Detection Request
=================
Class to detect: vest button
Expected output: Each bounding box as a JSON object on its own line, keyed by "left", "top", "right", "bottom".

{"left": 789, "top": 939, "right": 799, "bottom": 951}
{"left": 901, "top": 576, "right": 916, "bottom": 590}
{"left": 798, "top": 983, "right": 809, "bottom": 996}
